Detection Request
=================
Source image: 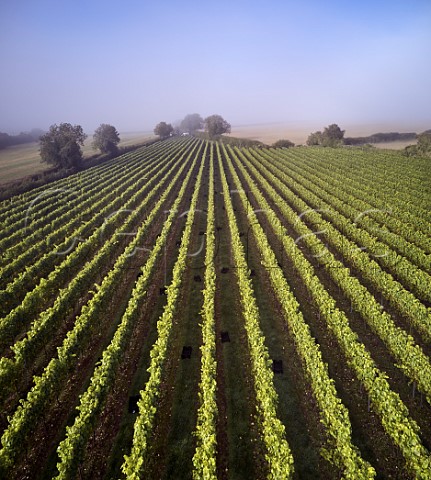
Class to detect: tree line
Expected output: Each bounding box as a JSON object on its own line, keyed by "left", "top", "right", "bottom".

{"left": 33, "top": 114, "right": 232, "bottom": 172}
{"left": 38, "top": 123, "right": 120, "bottom": 170}
{"left": 0, "top": 129, "right": 45, "bottom": 150}
{"left": 344, "top": 131, "right": 416, "bottom": 145}
{"left": 30, "top": 117, "right": 431, "bottom": 173}
{"left": 37, "top": 114, "right": 230, "bottom": 171}
{"left": 404, "top": 131, "right": 431, "bottom": 158}
{"left": 306, "top": 124, "right": 346, "bottom": 147}
{"left": 154, "top": 113, "right": 231, "bottom": 139}
{"left": 305, "top": 125, "right": 431, "bottom": 158}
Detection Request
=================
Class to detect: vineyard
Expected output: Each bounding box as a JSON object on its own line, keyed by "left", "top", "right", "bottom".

{"left": 0, "top": 136, "right": 430, "bottom": 479}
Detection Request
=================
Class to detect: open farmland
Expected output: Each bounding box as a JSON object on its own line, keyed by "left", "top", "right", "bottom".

{"left": 0, "top": 137, "right": 430, "bottom": 479}
{"left": 0, "top": 132, "right": 155, "bottom": 184}
{"left": 228, "top": 122, "right": 424, "bottom": 149}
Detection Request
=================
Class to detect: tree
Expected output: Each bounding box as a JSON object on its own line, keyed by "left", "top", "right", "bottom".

{"left": 204, "top": 115, "right": 231, "bottom": 138}
{"left": 306, "top": 131, "right": 322, "bottom": 146}
{"left": 403, "top": 144, "right": 418, "bottom": 157}
{"left": 405, "top": 131, "right": 431, "bottom": 157}
{"left": 180, "top": 113, "right": 203, "bottom": 134}
{"left": 92, "top": 124, "right": 120, "bottom": 155}
{"left": 273, "top": 139, "right": 295, "bottom": 148}
{"left": 39, "top": 123, "right": 87, "bottom": 169}
{"left": 154, "top": 122, "right": 173, "bottom": 139}
{"left": 321, "top": 123, "right": 345, "bottom": 147}
{"left": 172, "top": 126, "right": 180, "bottom": 136}
{"left": 306, "top": 124, "right": 345, "bottom": 147}
{"left": 417, "top": 131, "right": 431, "bottom": 157}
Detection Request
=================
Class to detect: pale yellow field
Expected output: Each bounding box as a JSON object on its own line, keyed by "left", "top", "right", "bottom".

{"left": 372, "top": 140, "right": 417, "bottom": 150}
{"left": 0, "top": 132, "right": 155, "bottom": 184}
{"left": 230, "top": 124, "right": 312, "bottom": 145}
{"left": 0, "top": 143, "right": 46, "bottom": 183}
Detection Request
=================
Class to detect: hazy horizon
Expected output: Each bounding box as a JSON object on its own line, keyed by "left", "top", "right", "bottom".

{"left": 1, "top": 0, "right": 431, "bottom": 135}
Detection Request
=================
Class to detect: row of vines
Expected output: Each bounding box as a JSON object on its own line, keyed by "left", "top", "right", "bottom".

{"left": 0, "top": 137, "right": 429, "bottom": 479}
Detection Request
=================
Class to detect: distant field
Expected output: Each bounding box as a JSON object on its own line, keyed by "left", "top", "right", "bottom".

{"left": 372, "top": 139, "right": 417, "bottom": 150}
{"left": 230, "top": 122, "right": 422, "bottom": 148}
{"left": 0, "top": 132, "right": 154, "bottom": 184}
{"left": 230, "top": 124, "right": 312, "bottom": 145}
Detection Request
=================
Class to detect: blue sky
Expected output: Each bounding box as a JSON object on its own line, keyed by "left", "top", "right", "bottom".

{"left": 1, "top": 0, "right": 430, "bottom": 134}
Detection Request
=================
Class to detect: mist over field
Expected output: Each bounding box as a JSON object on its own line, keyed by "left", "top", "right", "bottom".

{"left": 1, "top": 0, "right": 430, "bottom": 135}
